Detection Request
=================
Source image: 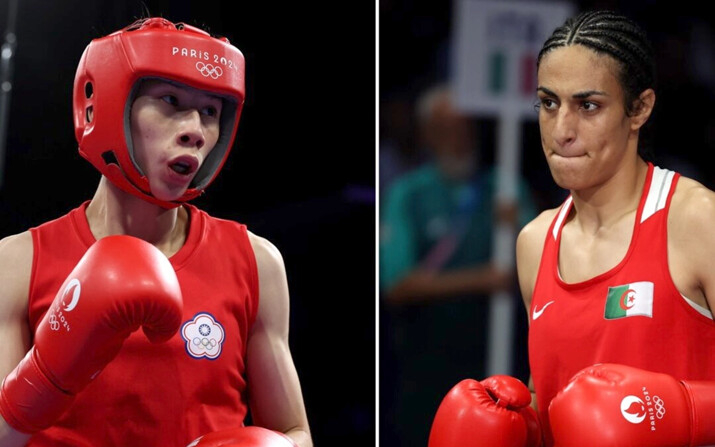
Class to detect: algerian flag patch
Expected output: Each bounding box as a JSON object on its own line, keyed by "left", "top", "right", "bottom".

{"left": 604, "top": 281, "right": 654, "bottom": 319}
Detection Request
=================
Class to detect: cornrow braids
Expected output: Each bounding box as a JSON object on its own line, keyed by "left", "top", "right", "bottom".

{"left": 537, "top": 10, "right": 655, "bottom": 115}
{"left": 537, "top": 10, "right": 657, "bottom": 159}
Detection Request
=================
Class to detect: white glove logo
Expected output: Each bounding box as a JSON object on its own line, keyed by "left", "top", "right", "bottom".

{"left": 47, "top": 278, "right": 81, "bottom": 333}
{"left": 61, "top": 279, "right": 81, "bottom": 312}
{"left": 620, "top": 395, "right": 646, "bottom": 424}
{"left": 181, "top": 313, "right": 225, "bottom": 359}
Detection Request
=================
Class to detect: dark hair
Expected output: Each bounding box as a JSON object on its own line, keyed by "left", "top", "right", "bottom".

{"left": 536, "top": 11, "right": 655, "bottom": 112}
{"left": 537, "top": 10, "right": 656, "bottom": 158}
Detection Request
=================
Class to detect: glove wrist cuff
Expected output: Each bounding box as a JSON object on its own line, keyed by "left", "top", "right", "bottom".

{"left": 681, "top": 380, "right": 715, "bottom": 446}
{"left": 0, "top": 348, "right": 74, "bottom": 433}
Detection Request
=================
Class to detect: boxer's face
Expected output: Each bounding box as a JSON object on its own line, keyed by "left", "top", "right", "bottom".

{"left": 536, "top": 44, "right": 641, "bottom": 191}
{"left": 130, "top": 79, "right": 223, "bottom": 202}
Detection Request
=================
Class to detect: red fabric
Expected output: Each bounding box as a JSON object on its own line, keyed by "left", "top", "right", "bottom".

{"left": 25, "top": 201, "right": 259, "bottom": 446}
{"left": 528, "top": 163, "right": 715, "bottom": 446}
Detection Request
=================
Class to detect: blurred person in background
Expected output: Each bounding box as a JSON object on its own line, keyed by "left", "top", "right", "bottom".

{"left": 380, "top": 83, "right": 537, "bottom": 447}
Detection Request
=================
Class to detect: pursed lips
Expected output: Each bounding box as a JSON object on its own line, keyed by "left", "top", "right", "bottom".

{"left": 549, "top": 147, "right": 587, "bottom": 159}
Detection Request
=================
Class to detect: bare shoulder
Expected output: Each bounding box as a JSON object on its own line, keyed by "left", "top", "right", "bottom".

{"left": 0, "top": 230, "right": 34, "bottom": 256}
{"left": 0, "top": 230, "right": 34, "bottom": 363}
{"left": 516, "top": 207, "right": 561, "bottom": 308}
{"left": 669, "top": 176, "right": 715, "bottom": 235}
{"left": 247, "top": 231, "right": 287, "bottom": 280}
{"left": 0, "top": 231, "right": 34, "bottom": 293}
{"left": 516, "top": 207, "right": 560, "bottom": 257}
{"left": 668, "top": 177, "right": 715, "bottom": 307}
{"left": 246, "top": 231, "right": 290, "bottom": 335}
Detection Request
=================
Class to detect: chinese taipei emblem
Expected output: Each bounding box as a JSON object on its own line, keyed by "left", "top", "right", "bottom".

{"left": 181, "top": 312, "right": 225, "bottom": 360}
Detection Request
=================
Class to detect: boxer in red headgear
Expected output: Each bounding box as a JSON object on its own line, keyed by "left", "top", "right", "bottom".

{"left": 73, "top": 17, "right": 245, "bottom": 208}
{"left": 0, "top": 18, "right": 312, "bottom": 447}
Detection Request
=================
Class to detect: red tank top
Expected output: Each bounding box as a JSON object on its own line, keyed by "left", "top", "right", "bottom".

{"left": 528, "top": 163, "right": 715, "bottom": 446}
{"left": 26, "top": 201, "right": 259, "bottom": 446}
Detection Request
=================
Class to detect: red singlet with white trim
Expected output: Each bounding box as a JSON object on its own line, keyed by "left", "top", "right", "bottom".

{"left": 528, "top": 163, "right": 715, "bottom": 446}
{"left": 26, "top": 201, "right": 259, "bottom": 446}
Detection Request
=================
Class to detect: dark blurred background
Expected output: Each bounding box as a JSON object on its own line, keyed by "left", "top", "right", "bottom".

{"left": 0, "top": 0, "right": 375, "bottom": 445}
{"left": 380, "top": 0, "right": 714, "bottom": 446}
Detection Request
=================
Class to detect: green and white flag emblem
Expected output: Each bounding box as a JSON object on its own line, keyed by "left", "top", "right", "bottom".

{"left": 604, "top": 281, "right": 654, "bottom": 319}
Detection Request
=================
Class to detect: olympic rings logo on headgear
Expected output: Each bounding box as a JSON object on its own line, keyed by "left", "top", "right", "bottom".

{"left": 195, "top": 62, "right": 223, "bottom": 79}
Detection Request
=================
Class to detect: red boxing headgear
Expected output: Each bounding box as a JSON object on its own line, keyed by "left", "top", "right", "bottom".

{"left": 73, "top": 17, "right": 245, "bottom": 208}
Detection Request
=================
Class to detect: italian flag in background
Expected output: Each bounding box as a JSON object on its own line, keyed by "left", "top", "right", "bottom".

{"left": 488, "top": 52, "right": 537, "bottom": 96}
{"left": 604, "top": 281, "right": 654, "bottom": 319}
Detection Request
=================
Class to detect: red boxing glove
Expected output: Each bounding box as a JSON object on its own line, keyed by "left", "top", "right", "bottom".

{"left": 0, "top": 235, "right": 183, "bottom": 433}
{"left": 428, "top": 375, "right": 542, "bottom": 447}
{"left": 186, "top": 426, "right": 298, "bottom": 447}
{"left": 549, "top": 363, "right": 715, "bottom": 447}
{"left": 482, "top": 376, "right": 543, "bottom": 447}
{"left": 520, "top": 404, "right": 543, "bottom": 447}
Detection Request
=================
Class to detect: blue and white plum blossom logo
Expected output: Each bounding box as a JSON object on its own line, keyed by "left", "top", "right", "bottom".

{"left": 181, "top": 313, "right": 225, "bottom": 360}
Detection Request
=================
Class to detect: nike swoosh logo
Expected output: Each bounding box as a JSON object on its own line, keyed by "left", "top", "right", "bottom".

{"left": 533, "top": 301, "right": 555, "bottom": 320}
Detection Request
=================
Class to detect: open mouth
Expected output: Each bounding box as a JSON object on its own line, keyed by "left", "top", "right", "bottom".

{"left": 170, "top": 161, "right": 193, "bottom": 175}
{"left": 168, "top": 156, "right": 199, "bottom": 176}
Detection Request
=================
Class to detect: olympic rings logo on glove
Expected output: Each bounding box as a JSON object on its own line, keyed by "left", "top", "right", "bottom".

{"left": 195, "top": 62, "right": 223, "bottom": 79}
{"left": 49, "top": 314, "right": 61, "bottom": 331}
{"left": 653, "top": 396, "right": 666, "bottom": 419}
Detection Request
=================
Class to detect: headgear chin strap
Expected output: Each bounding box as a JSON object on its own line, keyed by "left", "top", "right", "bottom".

{"left": 73, "top": 17, "right": 245, "bottom": 208}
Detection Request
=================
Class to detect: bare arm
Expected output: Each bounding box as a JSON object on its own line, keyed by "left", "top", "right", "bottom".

{"left": 516, "top": 209, "right": 557, "bottom": 413}
{"left": 668, "top": 178, "right": 715, "bottom": 314}
{"left": 245, "top": 233, "right": 312, "bottom": 447}
{"left": 0, "top": 231, "right": 34, "bottom": 445}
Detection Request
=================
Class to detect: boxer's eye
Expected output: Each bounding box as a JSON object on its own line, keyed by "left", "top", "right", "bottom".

{"left": 161, "top": 95, "right": 179, "bottom": 107}
{"left": 537, "top": 97, "right": 558, "bottom": 111}
{"left": 200, "top": 105, "right": 218, "bottom": 117}
{"left": 580, "top": 101, "right": 599, "bottom": 112}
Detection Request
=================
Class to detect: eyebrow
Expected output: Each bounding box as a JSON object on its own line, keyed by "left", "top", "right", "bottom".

{"left": 537, "top": 86, "right": 609, "bottom": 99}
{"left": 149, "top": 79, "right": 224, "bottom": 102}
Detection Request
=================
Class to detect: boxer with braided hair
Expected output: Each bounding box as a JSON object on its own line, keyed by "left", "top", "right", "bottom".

{"left": 429, "top": 10, "right": 715, "bottom": 447}
{"left": 537, "top": 9, "right": 656, "bottom": 159}
{"left": 0, "top": 18, "right": 312, "bottom": 447}
{"left": 522, "top": 9, "right": 715, "bottom": 447}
